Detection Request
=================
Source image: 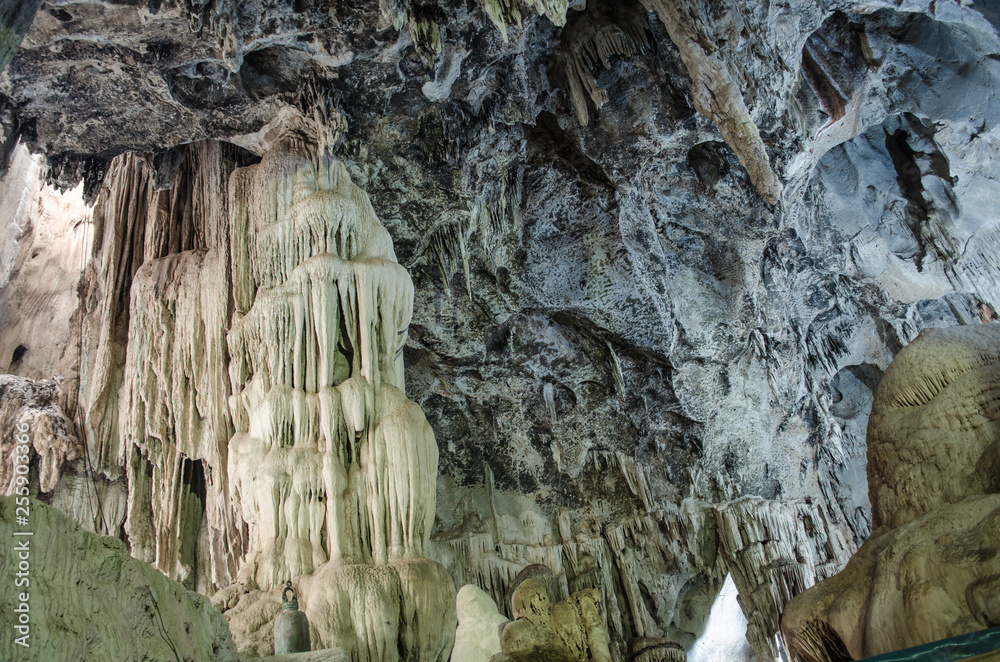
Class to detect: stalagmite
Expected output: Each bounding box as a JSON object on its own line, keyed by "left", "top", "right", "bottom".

{"left": 221, "top": 133, "right": 455, "bottom": 660}
{"left": 783, "top": 325, "right": 1000, "bottom": 661}
{"left": 453, "top": 584, "right": 509, "bottom": 662}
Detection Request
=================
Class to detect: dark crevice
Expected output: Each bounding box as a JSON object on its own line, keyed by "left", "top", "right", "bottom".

{"left": 9, "top": 344, "right": 27, "bottom": 370}
{"left": 885, "top": 127, "right": 930, "bottom": 270}
{"left": 48, "top": 8, "right": 73, "bottom": 22}
{"left": 884, "top": 115, "right": 959, "bottom": 274}
{"left": 801, "top": 12, "right": 870, "bottom": 126}
{"left": 180, "top": 458, "right": 207, "bottom": 591}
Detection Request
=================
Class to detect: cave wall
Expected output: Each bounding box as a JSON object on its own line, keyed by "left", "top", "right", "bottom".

{"left": 1, "top": 0, "right": 1000, "bottom": 660}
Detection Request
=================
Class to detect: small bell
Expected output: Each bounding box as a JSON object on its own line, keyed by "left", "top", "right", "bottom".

{"left": 274, "top": 580, "right": 311, "bottom": 654}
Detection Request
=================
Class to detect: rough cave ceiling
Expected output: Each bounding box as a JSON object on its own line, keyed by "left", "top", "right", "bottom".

{"left": 2, "top": 0, "right": 1000, "bottom": 659}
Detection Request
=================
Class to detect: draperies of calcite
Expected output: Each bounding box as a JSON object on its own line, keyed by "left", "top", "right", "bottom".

{"left": 222, "top": 135, "right": 454, "bottom": 661}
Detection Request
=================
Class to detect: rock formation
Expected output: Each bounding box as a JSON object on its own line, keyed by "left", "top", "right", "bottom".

{"left": 0, "top": 495, "right": 239, "bottom": 661}
{"left": 218, "top": 133, "right": 456, "bottom": 660}
{"left": 453, "top": 584, "right": 509, "bottom": 662}
{"left": 492, "top": 576, "right": 613, "bottom": 662}
{"left": 1, "top": 0, "right": 1000, "bottom": 661}
{"left": 782, "top": 324, "right": 1000, "bottom": 660}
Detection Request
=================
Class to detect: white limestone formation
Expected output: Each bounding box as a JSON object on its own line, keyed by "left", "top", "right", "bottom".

{"left": 96, "top": 141, "right": 249, "bottom": 592}
{"left": 119, "top": 247, "right": 236, "bottom": 593}
{"left": 221, "top": 134, "right": 455, "bottom": 660}
{"left": 0, "top": 145, "right": 91, "bottom": 391}
{"left": 453, "top": 584, "right": 508, "bottom": 662}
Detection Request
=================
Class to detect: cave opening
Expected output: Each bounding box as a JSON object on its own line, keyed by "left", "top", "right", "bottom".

{"left": 687, "top": 574, "right": 754, "bottom": 662}
{"left": 9, "top": 343, "right": 27, "bottom": 370}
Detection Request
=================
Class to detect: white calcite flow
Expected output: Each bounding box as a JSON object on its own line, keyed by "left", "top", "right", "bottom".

{"left": 222, "top": 135, "right": 455, "bottom": 660}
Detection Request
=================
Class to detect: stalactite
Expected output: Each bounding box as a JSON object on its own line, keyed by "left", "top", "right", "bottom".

{"left": 420, "top": 215, "right": 472, "bottom": 298}
{"left": 639, "top": 0, "right": 782, "bottom": 204}
{"left": 119, "top": 247, "right": 239, "bottom": 593}
{"left": 221, "top": 135, "right": 455, "bottom": 661}
{"left": 714, "top": 497, "right": 854, "bottom": 662}
{"left": 83, "top": 141, "right": 254, "bottom": 590}
{"left": 549, "top": 1, "right": 649, "bottom": 126}
{"left": 408, "top": 4, "right": 444, "bottom": 64}
{"left": 479, "top": 0, "right": 567, "bottom": 41}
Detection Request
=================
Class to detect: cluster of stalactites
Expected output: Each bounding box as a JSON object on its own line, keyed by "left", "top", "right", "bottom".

{"left": 550, "top": 1, "right": 650, "bottom": 126}
{"left": 228, "top": 254, "right": 413, "bottom": 408}
{"left": 230, "top": 138, "right": 397, "bottom": 316}
{"left": 226, "top": 138, "right": 435, "bottom": 590}
{"left": 117, "top": 247, "right": 239, "bottom": 591}
{"left": 228, "top": 379, "right": 438, "bottom": 587}
{"left": 481, "top": 0, "right": 569, "bottom": 40}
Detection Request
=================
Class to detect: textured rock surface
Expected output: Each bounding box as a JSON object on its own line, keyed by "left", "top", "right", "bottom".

{"left": 783, "top": 324, "right": 1000, "bottom": 661}
{"left": 1, "top": 1, "right": 1000, "bottom": 661}
{"left": 492, "top": 576, "right": 613, "bottom": 662}
{"left": 453, "top": 584, "right": 508, "bottom": 662}
{"left": 0, "top": 495, "right": 239, "bottom": 661}
{"left": 0, "top": 375, "right": 79, "bottom": 495}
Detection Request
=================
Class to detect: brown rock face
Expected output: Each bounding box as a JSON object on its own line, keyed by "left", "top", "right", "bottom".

{"left": 783, "top": 324, "right": 1000, "bottom": 661}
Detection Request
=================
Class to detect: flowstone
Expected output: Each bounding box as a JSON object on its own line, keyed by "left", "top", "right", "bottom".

{"left": 0, "top": 496, "right": 239, "bottom": 661}
{"left": 782, "top": 325, "right": 1000, "bottom": 660}
{"left": 220, "top": 134, "right": 455, "bottom": 660}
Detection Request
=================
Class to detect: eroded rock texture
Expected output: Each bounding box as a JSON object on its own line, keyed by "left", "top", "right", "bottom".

{"left": 1, "top": 0, "right": 1000, "bottom": 660}
{"left": 783, "top": 324, "right": 1000, "bottom": 660}
{"left": 0, "top": 496, "right": 239, "bottom": 661}
{"left": 492, "top": 576, "right": 613, "bottom": 662}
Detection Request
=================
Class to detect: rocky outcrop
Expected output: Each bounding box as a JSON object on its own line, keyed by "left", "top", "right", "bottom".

{"left": 492, "top": 576, "right": 613, "bottom": 662}
{"left": 0, "top": 375, "right": 79, "bottom": 495}
{"left": 0, "top": 495, "right": 239, "bottom": 661}
{"left": 783, "top": 324, "right": 1000, "bottom": 660}
{"left": 715, "top": 497, "right": 853, "bottom": 662}
{"left": 0, "top": 145, "right": 90, "bottom": 410}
